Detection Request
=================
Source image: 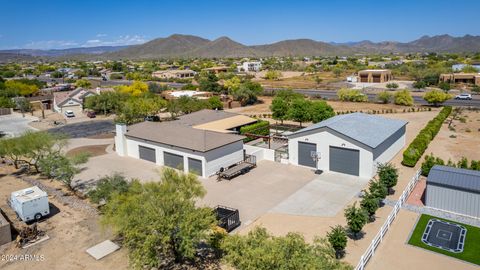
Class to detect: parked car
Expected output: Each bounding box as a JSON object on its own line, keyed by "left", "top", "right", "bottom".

{"left": 64, "top": 110, "right": 75, "bottom": 118}
{"left": 86, "top": 111, "right": 96, "bottom": 118}
{"left": 144, "top": 115, "right": 160, "bottom": 122}
{"left": 455, "top": 93, "right": 472, "bottom": 100}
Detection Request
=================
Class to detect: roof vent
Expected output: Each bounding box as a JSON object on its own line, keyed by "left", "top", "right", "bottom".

{"left": 23, "top": 189, "right": 34, "bottom": 195}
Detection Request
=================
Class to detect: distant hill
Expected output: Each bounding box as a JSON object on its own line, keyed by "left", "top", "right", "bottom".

{"left": 0, "top": 45, "right": 129, "bottom": 57}
{"left": 3, "top": 34, "right": 480, "bottom": 60}
{"left": 0, "top": 53, "right": 39, "bottom": 63}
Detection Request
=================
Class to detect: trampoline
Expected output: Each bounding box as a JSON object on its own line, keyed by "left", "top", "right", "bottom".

{"left": 421, "top": 219, "right": 467, "bottom": 253}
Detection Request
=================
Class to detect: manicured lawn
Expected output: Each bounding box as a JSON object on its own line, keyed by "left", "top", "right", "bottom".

{"left": 408, "top": 214, "right": 480, "bottom": 265}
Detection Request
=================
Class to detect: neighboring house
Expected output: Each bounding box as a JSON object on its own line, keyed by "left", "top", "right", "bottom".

{"left": 161, "top": 90, "right": 212, "bottom": 100}
{"left": 357, "top": 69, "right": 392, "bottom": 83}
{"left": 53, "top": 88, "right": 96, "bottom": 113}
{"left": 115, "top": 110, "right": 258, "bottom": 177}
{"left": 425, "top": 165, "right": 480, "bottom": 218}
{"left": 452, "top": 64, "right": 480, "bottom": 72}
{"left": 204, "top": 66, "right": 229, "bottom": 74}
{"left": 239, "top": 61, "right": 262, "bottom": 72}
{"left": 439, "top": 73, "right": 480, "bottom": 86}
{"left": 288, "top": 113, "right": 407, "bottom": 178}
{"left": 152, "top": 69, "right": 196, "bottom": 79}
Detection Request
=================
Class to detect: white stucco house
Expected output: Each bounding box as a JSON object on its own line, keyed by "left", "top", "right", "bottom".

{"left": 288, "top": 113, "right": 407, "bottom": 178}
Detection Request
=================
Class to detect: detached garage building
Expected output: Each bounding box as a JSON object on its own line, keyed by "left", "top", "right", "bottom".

{"left": 288, "top": 113, "right": 407, "bottom": 178}
{"left": 115, "top": 110, "right": 256, "bottom": 177}
{"left": 426, "top": 165, "right": 480, "bottom": 218}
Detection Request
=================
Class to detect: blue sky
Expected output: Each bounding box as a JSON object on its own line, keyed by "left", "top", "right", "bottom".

{"left": 1, "top": 0, "right": 479, "bottom": 50}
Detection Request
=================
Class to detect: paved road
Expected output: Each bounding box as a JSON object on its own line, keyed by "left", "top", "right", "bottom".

{"left": 0, "top": 113, "right": 38, "bottom": 137}
{"left": 48, "top": 120, "right": 114, "bottom": 138}
{"left": 265, "top": 88, "right": 480, "bottom": 107}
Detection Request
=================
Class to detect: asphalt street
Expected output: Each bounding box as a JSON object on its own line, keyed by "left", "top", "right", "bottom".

{"left": 48, "top": 120, "right": 115, "bottom": 138}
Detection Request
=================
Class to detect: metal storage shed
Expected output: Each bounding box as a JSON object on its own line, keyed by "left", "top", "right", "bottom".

{"left": 426, "top": 165, "right": 480, "bottom": 218}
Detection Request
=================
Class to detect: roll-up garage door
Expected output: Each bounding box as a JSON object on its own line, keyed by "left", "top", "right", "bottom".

{"left": 188, "top": 157, "right": 202, "bottom": 176}
{"left": 139, "top": 145, "right": 156, "bottom": 163}
{"left": 329, "top": 146, "right": 359, "bottom": 176}
{"left": 298, "top": 142, "right": 317, "bottom": 168}
{"left": 164, "top": 152, "right": 184, "bottom": 170}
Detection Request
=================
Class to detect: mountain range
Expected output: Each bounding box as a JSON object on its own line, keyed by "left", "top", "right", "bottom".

{"left": 1, "top": 34, "right": 480, "bottom": 61}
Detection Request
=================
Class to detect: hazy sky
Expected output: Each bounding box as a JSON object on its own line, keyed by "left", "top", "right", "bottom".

{"left": 1, "top": 0, "right": 479, "bottom": 50}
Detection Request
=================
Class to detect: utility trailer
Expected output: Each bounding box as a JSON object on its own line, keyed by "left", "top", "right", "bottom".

{"left": 214, "top": 205, "right": 241, "bottom": 232}
{"left": 9, "top": 186, "right": 50, "bottom": 222}
{"left": 217, "top": 154, "right": 256, "bottom": 180}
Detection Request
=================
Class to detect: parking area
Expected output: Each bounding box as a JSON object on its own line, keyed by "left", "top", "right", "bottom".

{"left": 270, "top": 172, "right": 369, "bottom": 216}
{"left": 0, "top": 113, "right": 38, "bottom": 137}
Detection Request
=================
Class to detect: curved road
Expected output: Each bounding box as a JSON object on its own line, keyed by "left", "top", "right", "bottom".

{"left": 265, "top": 88, "right": 480, "bottom": 107}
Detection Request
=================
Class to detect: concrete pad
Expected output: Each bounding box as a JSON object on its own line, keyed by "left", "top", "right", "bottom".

{"left": 271, "top": 172, "right": 369, "bottom": 216}
{"left": 86, "top": 240, "right": 120, "bottom": 260}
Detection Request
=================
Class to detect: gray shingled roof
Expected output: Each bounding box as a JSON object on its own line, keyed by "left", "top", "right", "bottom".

{"left": 176, "top": 109, "right": 238, "bottom": 126}
{"left": 427, "top": 165, "right": 480, "bottom": 193}
{"left": 289, "top": 113, "right": 407, "bottom": 148}
{"left": 125, "top": 121, "right": 244, "bottom": 152}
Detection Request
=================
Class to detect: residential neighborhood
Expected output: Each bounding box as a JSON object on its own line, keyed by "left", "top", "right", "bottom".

{"left": 1, "top": 1, "right": 480, "bottom": 270}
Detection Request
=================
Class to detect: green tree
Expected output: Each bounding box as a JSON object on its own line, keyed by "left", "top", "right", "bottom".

{"left": 438, "top": 82, "right": 451, "bottom": 91}
{"left": 377, "top": 163, "right": 399, "bottom": 194}
{"left": 207, "top": 96, "right": 223, "bottom": 110}
{"left": 394, "top": 89, "right": 414, "bottom": 106}
{"left": 116, "top": 96, "right": 166, "bottom": 124}
{"left": 264, "top": 70, "right": 281, "bottom": 80}
{"left": 38, "top": 152, "right": 89, "bottom": 190}
{"left": 327, "top": 225, "right": 348, "bottom": 259}
{"left": 270, "top": 97, "right": 289, "bottom": 124}
{"left": 421, "top": 153, "right": 445, "bottom": 176}
{"left": 386, "top": 82, "right": 399, "bottom": 89}
{"left": 199, "top": 73, "right": 222, "bottom": 92}
{"left": 309, "top": 100, "right": 335, "bottom": 123}
{"left": 5, "top": 80, "right": 39, "bottom": 96}
{"left": 368, "top": 179, "right": 388, "bottom": 200}
{"left": 87, "top": 173, "right": 130, "bottom": 204}
{"left": 231, "top": 80, "right": 263, "bottom": 106}
{"left": 0, "top": 97, "right": 15, "bottom": 108}
{"left": 75, "top": 79, "right": 92, "bottom": 88}
{"left": 461, "top": 65, "right": 479, "bottom": 73}
{"left": 223, "top": 76, "right": 241, "bottom": 92}
{"left": 423, "top": 89, "right": 452, "bottom": 106}
{"left": 412, "top": 81, "right": 427, "bottom": 90}
{"left": 332, "top": 67, "right": 343, "bottom": 78}
{"left": 102, "top": 169, "right": 216, "bottom": 268}
{"left": 221, "top": 227, "right": 349, "bottom": 270}
{"left": 344, "top": 203, "right": 368, "bottom": 239}
{"left": 360, "top": 192, "right": 380, "bottom": 221}
{"left": 376, "top": 91, "right": 392, "bottom": 104}
{"left": 18, "top": 99, "right": 33, "bottom": 117}
{"left": 288, "top": 98, "right": 311, "bottom": 127}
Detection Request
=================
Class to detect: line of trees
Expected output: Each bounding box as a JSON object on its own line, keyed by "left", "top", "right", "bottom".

{"left": 270, "top": 89, "right": 335, "bottom": 127}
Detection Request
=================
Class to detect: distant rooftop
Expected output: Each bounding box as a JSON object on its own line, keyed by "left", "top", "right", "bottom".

{"left": 289, "top": 113, "right": 407, "bottom": 148}
{"left": 428, "top": 165, "right": 480, "bottom": 193}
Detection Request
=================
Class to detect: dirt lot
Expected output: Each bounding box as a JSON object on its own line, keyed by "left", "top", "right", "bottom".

{"left": 28, "top": 109, "right": 114, "bottom": 131}
{"left": 255, "top": 71, "right": 346, "bottom": 89}
{"left": 0, "top": 166, "right": 128, "bottom": 270}
{"left": 66, "top": 144, "right": 109, "bottom": 158}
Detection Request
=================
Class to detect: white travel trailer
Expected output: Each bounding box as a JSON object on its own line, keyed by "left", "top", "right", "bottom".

{"left": 10, "top": 186, "right": 50, "bottom": 222}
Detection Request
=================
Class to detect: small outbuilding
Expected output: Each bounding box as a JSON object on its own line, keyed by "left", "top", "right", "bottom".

{"left": 288, "top": 113, "right": 407, "bottom": 178}
{"left": 426, "top": 165, "right": 480, "bottom": 218}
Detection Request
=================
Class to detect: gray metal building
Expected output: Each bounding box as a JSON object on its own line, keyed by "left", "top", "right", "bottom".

{"left": 426, "top": 165, "right": 480, "bottom": 218}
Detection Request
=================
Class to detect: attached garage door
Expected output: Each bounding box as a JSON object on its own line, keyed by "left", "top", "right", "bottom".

{"left": 298, "top": 142, "right": 317, "bottom": 168}
{"left": 139, "top": 145, "right": 156, "bottom": 163}
{"left": 329, "top": 146, "right": 359, "bottom": 176}
{"left": 188, "top": 157, "right": 203, "bottom": 176}
{"left": 164, "top": 152, "right": 184, "bottom": 170}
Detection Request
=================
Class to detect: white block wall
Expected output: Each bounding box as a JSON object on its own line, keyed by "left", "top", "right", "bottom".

{"left": 244, "top": 144, "right": 275, "bottom": 162}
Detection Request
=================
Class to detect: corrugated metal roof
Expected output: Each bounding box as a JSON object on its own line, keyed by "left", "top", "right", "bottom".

{"left": 428, "top": 165, "right": 480, "bottom": 193}
{"left": 289, "top": 113, "right": 407, "bottom": 148}
{"left": 193, "top": 115, "right": 257, "bottom": 133}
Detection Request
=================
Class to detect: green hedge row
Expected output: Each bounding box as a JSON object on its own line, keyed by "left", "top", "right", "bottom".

{"left": 240, "top": 120, "right": 270, "bottom": 142}
{"left": 402, "top": 106, "right": 452, "bottom": 167}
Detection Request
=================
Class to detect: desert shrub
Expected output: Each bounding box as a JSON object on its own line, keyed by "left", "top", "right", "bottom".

{"left": 337, "top": 88, "right": 368, "bottom": 102}
{"left": 402, "top": 106, "right": 452, "bottom": 167}
{"left": 394, "top": 89, "right": 414, "bottom": 106}
{"left": 88, "top": 173, "right": 131, "bottom": 204}
{"left": 376, "top": 91, "right": 392, "bottom": 104}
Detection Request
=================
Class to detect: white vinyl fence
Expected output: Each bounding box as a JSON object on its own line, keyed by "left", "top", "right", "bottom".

{"left": 355, "top": 169, "right": 422, "bottom": 270}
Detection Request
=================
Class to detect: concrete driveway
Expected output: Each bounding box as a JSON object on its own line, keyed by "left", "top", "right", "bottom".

{"left": 0, "top": 113, "right": 38, "bottom": 137}
{"left": 270, "top": 172, "right": 369, "bottom": 217}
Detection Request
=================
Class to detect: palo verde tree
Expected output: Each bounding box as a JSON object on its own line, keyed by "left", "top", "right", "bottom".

{"left": 101, "top": 168, "right": 217, "bottom": 269}
{"left": 423, "top": 89, "right": 452, "bottom": 106}
{"left": 221, "top": 227, "right": 350, "bottom": 270}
